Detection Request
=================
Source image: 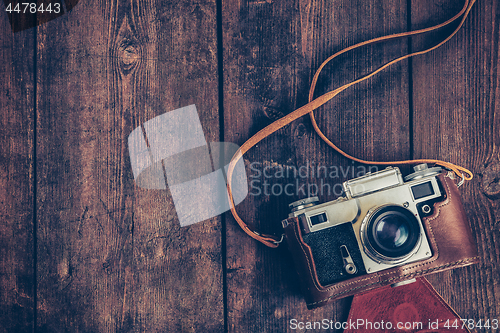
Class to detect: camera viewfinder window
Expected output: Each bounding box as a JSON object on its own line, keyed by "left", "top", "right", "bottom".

{"left": 411, "top": 182, "right": 434, "bottom": 200}
{"left": 310, "top": 213, "right": 328, "bottom": 226}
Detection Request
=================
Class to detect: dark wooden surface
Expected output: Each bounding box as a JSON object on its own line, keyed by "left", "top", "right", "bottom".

{"left": 0, "top": 0, "right": 499, "bottom": 332}
{"left": 0, "top": 9, "right": 35, "bottom": 333}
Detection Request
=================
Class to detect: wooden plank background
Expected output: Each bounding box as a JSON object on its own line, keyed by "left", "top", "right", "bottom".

{"left": 0, "top": 0, "right": 498, "bottom": 332}
{"left": 0, "top": 8, "right": 35, "bottom": 333}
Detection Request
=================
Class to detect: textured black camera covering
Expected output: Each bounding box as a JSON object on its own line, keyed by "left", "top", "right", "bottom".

{"left": 302, "top": 222, "right": 366, "bottom": 286}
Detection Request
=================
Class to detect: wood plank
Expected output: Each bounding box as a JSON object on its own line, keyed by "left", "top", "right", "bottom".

{"left": 35, "top": 0, "right": 222, "bottom": 331}
{"left": 411, "top": 0, "right": 500, "bottom": 322}
{"left": 223, "top": 0, "right": 412, "bottom": 330}
{"left": 0, "top": 15, "right": 35, "bottom": 333}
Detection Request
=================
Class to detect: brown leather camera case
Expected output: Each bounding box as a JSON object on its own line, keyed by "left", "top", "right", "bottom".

{"left": 282, "top": 173, "right": 479, "bottom": 309}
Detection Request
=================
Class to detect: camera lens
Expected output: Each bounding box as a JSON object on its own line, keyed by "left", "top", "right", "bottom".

{"left": 363, "top": 205, "right": 421, "bottom": 261}
{"left": 375, "top": 214, "right": 410, "bottom": 249}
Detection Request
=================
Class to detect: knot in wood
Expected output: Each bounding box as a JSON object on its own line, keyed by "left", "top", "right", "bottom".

{"left": 480, "top": 159, "right": 500, "bottom": 199}
{"left": 262, "top": 105, "right": 284, "bottom": 121}
{"left": 117, "top": 40, "right": 141, "bottom": 73}
{"left": 295, "top": 123, "right": 307, "bottom": 137}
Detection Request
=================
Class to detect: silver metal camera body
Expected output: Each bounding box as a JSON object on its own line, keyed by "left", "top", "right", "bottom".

{"left": 288, "top": 164, "right": 443, "bottom": 285}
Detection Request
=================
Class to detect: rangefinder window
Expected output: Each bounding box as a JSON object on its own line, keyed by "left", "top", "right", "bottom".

{"left": 411, "top": 181, "right": 434, "bottom": 200}
{"left": 309, "top": 212, "right": 328, "bottom": 226}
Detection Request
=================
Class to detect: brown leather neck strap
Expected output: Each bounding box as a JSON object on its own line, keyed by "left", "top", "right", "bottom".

{"left": 226, "top": 0, "right": 476, "bottom": 248}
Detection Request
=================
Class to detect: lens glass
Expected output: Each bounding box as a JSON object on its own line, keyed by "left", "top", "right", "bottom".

{"left": 366, "top": 206, "right": 420, "bottom": 260}
{"left": 375, "top": 214, "right": 410, "bottom": 249}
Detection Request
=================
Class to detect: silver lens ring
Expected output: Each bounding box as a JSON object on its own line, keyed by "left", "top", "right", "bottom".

{"left": 360, "top": 204, "right": 422, "bottom": 264}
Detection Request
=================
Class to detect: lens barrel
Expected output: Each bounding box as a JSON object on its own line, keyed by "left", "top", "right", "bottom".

{"left": 361, "top": 205, "right": 421, "bottom": 263}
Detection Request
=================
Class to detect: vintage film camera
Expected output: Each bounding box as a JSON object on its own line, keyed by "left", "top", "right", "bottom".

{"left": 286, "top": 164, "right": 452, "bottom": 287}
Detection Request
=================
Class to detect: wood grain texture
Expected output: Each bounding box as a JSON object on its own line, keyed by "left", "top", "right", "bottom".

{"left": 34, "top": 0, "right": 222, "bottom": 331}
{"left": 1, "top": 0, "right": 499, "bottom": 332}
{"left": 0, "top": 15, "right": 35, "bottom": 333}
{"left": 222, "top": 0, "right": 412, "bottom": 331}
{"left": 411, "top": 0, "right": 500, "bottom": 324}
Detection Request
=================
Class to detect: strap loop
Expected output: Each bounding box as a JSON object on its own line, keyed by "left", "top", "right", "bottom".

{"left": 226, "top": 0, "right": 476, "bottom": 248}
